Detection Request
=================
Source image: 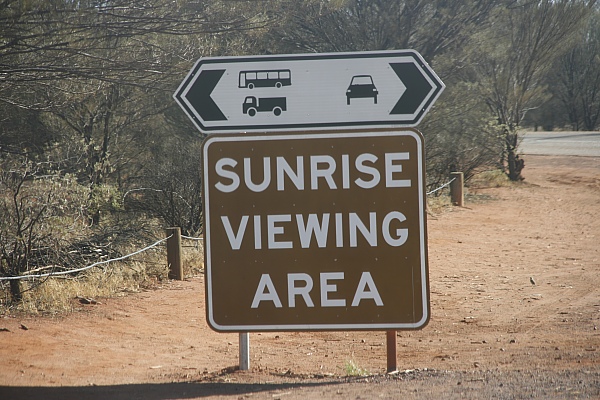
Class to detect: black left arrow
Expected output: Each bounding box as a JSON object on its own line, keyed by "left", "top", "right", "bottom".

{"left": 185, "top": 69, "right": 227, "bottom": 121}
{"left": 389, "top": 63, "right": 433, "bottom": 115}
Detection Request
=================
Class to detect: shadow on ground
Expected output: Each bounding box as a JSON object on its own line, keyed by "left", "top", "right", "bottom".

{"left": 0, "top": 379, "right": 342, "bottom": 400}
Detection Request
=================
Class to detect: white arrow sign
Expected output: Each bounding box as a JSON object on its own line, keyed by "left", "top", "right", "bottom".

{"left": 174, "top": 50, "right": 444, "bottom": 134}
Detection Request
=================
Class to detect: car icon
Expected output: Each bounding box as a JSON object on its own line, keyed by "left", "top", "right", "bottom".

{"left": 346, "top": 75, "right": 378, "bottom": 105}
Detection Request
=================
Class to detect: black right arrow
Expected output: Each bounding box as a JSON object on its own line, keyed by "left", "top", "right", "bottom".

{"left": 185, "top": 69, "right": 227, "bottom": 121}
{"left": 389, "top": 63, "right": 433, "bottom": 115}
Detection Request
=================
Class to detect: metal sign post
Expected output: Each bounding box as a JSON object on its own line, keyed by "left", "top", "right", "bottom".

{"left": 239, "top": 332, "right": 250, "bottom": 370}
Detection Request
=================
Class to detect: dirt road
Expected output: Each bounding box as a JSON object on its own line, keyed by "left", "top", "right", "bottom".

{"left": 1, "top": 154, "right": 599, "bottom": 399}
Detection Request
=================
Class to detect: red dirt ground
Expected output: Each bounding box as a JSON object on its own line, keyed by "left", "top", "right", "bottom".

{"left": 1, "top": 154, "right": 599, "bottom": 399}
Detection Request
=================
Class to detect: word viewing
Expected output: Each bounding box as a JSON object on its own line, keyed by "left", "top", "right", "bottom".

{"left": 221, "top": 211, "right": 409, "bottom": 250}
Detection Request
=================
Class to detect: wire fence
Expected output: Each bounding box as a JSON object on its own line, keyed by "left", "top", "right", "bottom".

{"left": 1, "top": 178, "right": 456, "bottom": 282}
{"left": 426, "top": 177, "right": 456, "bottom": 195}
{"left": 0, "top": 235, "right": 196, "bottom": 282}
{"left": 181, "top": 235, "right": 203, "bottom": 241}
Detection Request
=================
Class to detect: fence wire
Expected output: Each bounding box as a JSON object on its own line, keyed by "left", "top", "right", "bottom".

{"left": 181, "top": 235, "right": 203, "bottom": 241}
{"left": 426, "top": 177, "right": 456, "bottom": 196}
{"left": 0, "top": 237, "right": 170, "bottom": 282}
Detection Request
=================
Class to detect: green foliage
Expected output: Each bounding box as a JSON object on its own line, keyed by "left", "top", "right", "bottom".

{"left": 88, "top": 184, "right": 124, "bottom": 216}
{"left": 124, "top": 137, "right": 204, "bottom": 237}
{"left": 421, "top": 80, "right": 504, "bottom": 189}
{"left": 466, "top": 0, "right": 594, "bottom": 179}
{"left": 0, "top": 158, "right": 91, "bottom": 300}
{"left": 545, "top": 8, "right": 600, "bottom": 131}
{"left": 343, "top": 359, "right": 369, "bottom": 376}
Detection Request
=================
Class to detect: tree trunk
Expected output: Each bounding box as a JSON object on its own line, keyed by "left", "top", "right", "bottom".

{"left": 505, "top": 130, "right": 525, "bottom": 181}
{"left": 9, "top": 279, "right": 22, "bottom": 303}
{"left": 507, "top": 150, "right": 525, "bottom": 181}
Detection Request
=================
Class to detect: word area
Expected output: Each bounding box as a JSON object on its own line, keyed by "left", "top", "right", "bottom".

{"left": 251, "top": 271, "right": 384, "bottom": 309}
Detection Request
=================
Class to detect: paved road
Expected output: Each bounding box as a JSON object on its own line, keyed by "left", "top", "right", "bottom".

{"left": 520, "top": 131, "right": 600, "bottom": 157}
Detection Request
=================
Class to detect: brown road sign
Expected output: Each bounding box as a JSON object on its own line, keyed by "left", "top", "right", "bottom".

{"left": 202, "top": 129, "right": 429, "bottom": 332}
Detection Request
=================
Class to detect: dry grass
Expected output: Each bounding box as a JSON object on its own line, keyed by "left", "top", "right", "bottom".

{"left": 469, "top": 169, "right": 512, "bottom": 188}
{"left": 181, "top": 239, "right": 205, "bottom": 278}
{"left": 426, "top": 192, "right": 453, "bottom": 215}
{"left": 426, "top": 169, "right": 514, "bottom": 215}
{"left": 1, "top": 239, "right": 204, "bottom": 315}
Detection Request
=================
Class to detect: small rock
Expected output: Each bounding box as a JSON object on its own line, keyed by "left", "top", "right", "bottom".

{"left": 530, "top": 277, "right": 536, "bottom": 285}
{"left": 20, "top": 324, "right": 29, "bottom": 331}
{"left": 77, "top": 296, "right": 100, "bottom": 305}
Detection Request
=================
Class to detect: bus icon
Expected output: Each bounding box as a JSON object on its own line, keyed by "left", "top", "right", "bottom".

{"left": 239, "top": 69, "right": 291, "bottom": 89}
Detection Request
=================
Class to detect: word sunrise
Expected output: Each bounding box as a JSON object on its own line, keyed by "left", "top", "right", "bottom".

{"left": 214, "top": 152, "right": 411, "bottom": 192}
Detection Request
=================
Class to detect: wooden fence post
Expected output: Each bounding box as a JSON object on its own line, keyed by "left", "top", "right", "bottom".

{"left": 450, "top": 172, "right": 464, "bottom": 207}
{"left": 166, "top": 227, "right": 183, "bottom": 280}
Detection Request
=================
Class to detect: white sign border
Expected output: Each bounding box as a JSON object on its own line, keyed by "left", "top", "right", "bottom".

{"left": 202, "top": 129, "right": 429, "bottom": 331}
{"left": 176, "top": 50, "right": 445, "bottom": 134}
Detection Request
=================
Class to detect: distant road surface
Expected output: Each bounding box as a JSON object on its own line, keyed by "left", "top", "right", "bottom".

{"left": 520, "top": 131, "right": 600, "bottom": 157}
